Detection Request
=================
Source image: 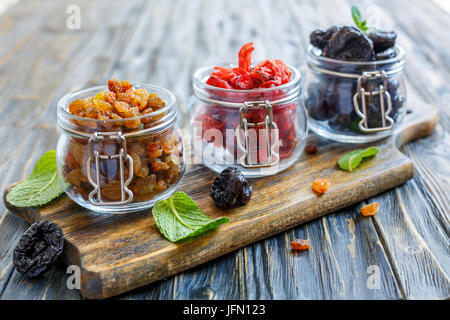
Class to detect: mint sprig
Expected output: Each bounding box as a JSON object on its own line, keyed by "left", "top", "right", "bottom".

{"left": 338, "top": 147, "right": 379, "bottom": 172}
{"left": 6, "top": 150, "right": 65, "bottom": 207}
{"left": 351, "top": 6, "right": 368, "bottom": 34}
{"left": 152, "top": 192, "right": 229, "bottom": 242}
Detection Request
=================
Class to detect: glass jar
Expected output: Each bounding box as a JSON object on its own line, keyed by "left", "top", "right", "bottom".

{"left": 191, "top": 64, "right": 307, "bottom": 178}
{"left": 56, "top": 84, "right": 185, "bottom": 214}
{"left": 304, "top": 45, "right": 407, "bottom": 143}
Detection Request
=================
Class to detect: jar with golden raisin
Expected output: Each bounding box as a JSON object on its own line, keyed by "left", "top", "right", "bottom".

{"left": 56, "top": 82, "right": 185, "bottom": 214}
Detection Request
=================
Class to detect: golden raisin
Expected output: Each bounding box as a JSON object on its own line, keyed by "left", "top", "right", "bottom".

{"left": 312, "top": 178, "right": 330, "bottom": 195}
{"left": 291, "top": 239, "right": 311, "bottom": 251}
{"left": 161, "top": 140, "right": 174, "bottom": 154}
{"left": 147, "top": 142, "right": 162, "bottom": 158}
{"left": 152, "top": 161, "right": 170, "bottom": 172}
{"left": 69, "top": 99, "right": 90, "bottom": 114}
{"left": 113, "top": 101, "right": 130, "bottom": 113}
{"left": 134, "top": 88, "right": 150, "bottom": 110}
{"left": 360, "top": 202, "right": 380, "bottom": 217}
{"left": 147, "top": 93, "right": 165, "bottom": 109}
{"left": 154, "top": 179, "right": 168, "bottom": 193}
{"left": 108, "top": 78, "right": 122, "bottom": 93}
{"left": 119, "top": 88, "right": 135, "bottom": 105}
{"left": 304, "top": 144, "right": 318, "bottom": 155}
{"left": 121, "top": 80, "right": 133, "bottom": 92}
{"left": 92, "top": 99, "right": 113, "bottom": 112}
{"left": 104, "top": 91, "right": 116, "bottom": 104}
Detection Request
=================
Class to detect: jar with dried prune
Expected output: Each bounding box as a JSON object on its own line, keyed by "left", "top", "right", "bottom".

{"left": 56, "top": 82, "right": 185, "bottom": 214}
{"left": 190, "top": 43, "right": 308, "bottom": 178}
{"left": 304, "top": 45, "right": 407, "bottom": 143}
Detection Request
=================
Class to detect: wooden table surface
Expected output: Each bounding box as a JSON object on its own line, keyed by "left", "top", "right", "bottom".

{"left": 0, "top": 0, "right": 448, "bottom": 300}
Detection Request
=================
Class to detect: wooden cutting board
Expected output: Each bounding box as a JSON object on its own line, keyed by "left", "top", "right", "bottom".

{"left": 3, "top": 102, "right": 438, "bottom": 299}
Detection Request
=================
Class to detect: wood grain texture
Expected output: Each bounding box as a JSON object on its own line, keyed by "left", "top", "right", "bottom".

{"left": 0, "top": 0, "right": 448, "bottom": 300}
{"left": 3, "top": 102, "right": 439, "bottom": 299}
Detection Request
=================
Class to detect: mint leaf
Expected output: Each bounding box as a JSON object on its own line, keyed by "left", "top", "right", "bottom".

{"left": 362, "top": 146, "right": 379, "bottom": 158}
{"left": 6, "top": 150, "right": 65, "bottom": 207}
{"left": 338, "top": 147, "right": 379, "bottom": 171}
{"left": 153, "top": 192, "right": 229, "bottom": 242}
{"left": 351, "top": 6, "right": 368, "bottom": 33}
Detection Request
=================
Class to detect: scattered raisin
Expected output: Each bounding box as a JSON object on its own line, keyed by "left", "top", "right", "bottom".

{"left": 210, "top": 167, "right": 252, "bottom": 210}
{"left": 304, "top": 144, "right": 318, "bottom": 155}
{"left": 291, "top": 239, "right": 311, "bottom": 251}
{"left": 360, "top": 202, "right": 380, "bottom": 216}
{"left": 312, "top": 178, "right": 330, "bottom": 195}
{"left": 13, "top": 221, "right": 64, "bottom": 278}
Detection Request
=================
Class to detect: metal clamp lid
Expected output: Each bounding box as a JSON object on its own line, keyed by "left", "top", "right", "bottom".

{"left": 236, "top": 100, "right": 280, "bottom": 168}
{"left": 86, "top": 131, "right": 134, "bottom": 206}
{"left": 353, "top": 71, "right": 394, "bottom": 133}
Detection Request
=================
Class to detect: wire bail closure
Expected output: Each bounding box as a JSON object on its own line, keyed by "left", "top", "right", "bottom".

{"left": 236, "top": 100, "right": 280, "bottom": 168}
{"left": 86, "top": 131, "right": 134, "bottom": 206}
{"left": 353, "top": 71, "right": 394, "bottom": 133}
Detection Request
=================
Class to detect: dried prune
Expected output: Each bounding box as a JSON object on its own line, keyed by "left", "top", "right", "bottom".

{"left": 210, "top": 167, "right": 252, "bottom": 210}
{"left": 323, "top": 26, "right": 375, "bottom": 61}
{"left": 368, "top": 31, "right": 397, "bottom": 53}
{"left": 13, "top": 221, "right": 64, "bottom": 278}
{"left": 304, "top": 144, "right": 318, "bottom": 155}
{"left": 310, "top": 26, "right": 339, "bottom": 50}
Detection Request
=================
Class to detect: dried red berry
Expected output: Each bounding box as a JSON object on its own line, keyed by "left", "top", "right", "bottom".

{"left": 108, "top": 78, "right": 122, "bottom": 93}
{"left": 361, "top": 202, "right": 380, "bottom": 217}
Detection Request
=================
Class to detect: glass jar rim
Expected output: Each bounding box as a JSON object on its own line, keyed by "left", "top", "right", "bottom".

{"left": 57, "top": 83, "right": 176, "bottom": 123}
{"left": 307, "top": 45, "right": 405, "bottom": 67}
{"left": 193, "top": 62, "right": 301, "bottom": 94}
{"left": 57, "top": 83, "right": 177, "bottom": 137}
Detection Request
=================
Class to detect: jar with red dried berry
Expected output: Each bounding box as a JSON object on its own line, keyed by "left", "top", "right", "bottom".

{"left": 56, "top": 80, "right": 185, "bottom": 214}
{"left": 190, "top": 43, "right": 308, "bottom": 178}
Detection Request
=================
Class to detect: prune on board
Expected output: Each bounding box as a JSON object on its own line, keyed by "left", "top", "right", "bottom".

{"left": 13, "top": 221, "right": 64, "bottom": 278}
{"left": 210, "top": 167, "right": 252, "bottom": 210}
{"left": 310, "top": 26, "right": 339, "bottom": 50}
{"left": 368, "top": 31, "right": 397, "bottom": 53}
{"left": 323, "top": 26, "right": 375, "bottom": 61}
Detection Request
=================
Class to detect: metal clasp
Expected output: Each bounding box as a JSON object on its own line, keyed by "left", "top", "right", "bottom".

{"left": 353, "top": 71, "right": 394, "bottom": 133}
{"left": 86, "top": 131, "right": 134, "bottom": 206}
{"left": 236, "top": 100, "right": 280, "bottom": 168}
